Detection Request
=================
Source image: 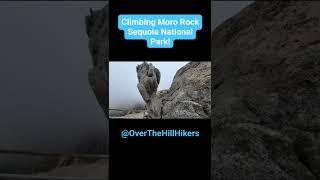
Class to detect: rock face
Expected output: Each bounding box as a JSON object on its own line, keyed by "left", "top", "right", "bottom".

{"left": 213, "top": 1, "right": 320, "bottom": 179}
{"left": 136, "top": 62, "right": 162, "bottom": 118}
{"left": 86, "top": 5, "right": 109, "bottom": 115}
{"left": 137, "top": 62, "right": 211, "bottom": 119}
{"left": 161, "top": 62, "right": 211, "bottom": 119}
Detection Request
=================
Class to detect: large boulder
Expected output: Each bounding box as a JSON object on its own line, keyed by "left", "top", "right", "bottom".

{"left": 86, "top": 5, "right": 109, "bottom": 115}
{"left": 136, "top": 62, "right": 211, "bottom": 119}
{"left": 136, "top": 62, "right": 162, "bottom": 118}
{"left": 160, "top": 62, "right": 211, "bottom": 119}
{"left": 212, "top": 1, "right": 320, "bottom": 179}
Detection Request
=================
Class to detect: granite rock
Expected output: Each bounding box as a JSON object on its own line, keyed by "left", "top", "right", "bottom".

{"left": 137, "top": 62, "right": 211, "bottom": 119}
{"left": 212, "top": 1, "right": 320, "bottom": 179}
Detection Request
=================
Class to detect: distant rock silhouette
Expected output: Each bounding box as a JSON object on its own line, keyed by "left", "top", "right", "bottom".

{"left": 212, "top": 1, "right": 320, "bottom": 179}
{"left": 86, "top": 5, "right": 109, "bottom": 116}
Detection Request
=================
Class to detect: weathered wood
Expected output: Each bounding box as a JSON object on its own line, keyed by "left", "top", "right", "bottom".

{"left": 0, "top": 149, "right": 108, "bottom": 159}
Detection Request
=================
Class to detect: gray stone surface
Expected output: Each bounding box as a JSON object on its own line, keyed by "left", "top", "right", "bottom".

{"left": 136, "top": 62, "right": 211, "bottom": 119}
{"left": 212, "top": 1, "right": 320, "bottom": 179}
{"left": 86, "top": 5, "right": 109, "bottom": 116}
{"left": 136, "top": 62, "right": 162, "bottom": 118}
{"left": 161, "top": 62, "right": 211, "bottom": 119}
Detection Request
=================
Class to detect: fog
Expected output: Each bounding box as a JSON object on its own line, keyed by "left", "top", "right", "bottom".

{"left": 212, "top": 1, "right": 253, "bottom": 30}
{"left": 109, "top": 62, "right": 189, "bottom": 108}
{"left": 0, "top": 1, "right": 107, "bottom": 155}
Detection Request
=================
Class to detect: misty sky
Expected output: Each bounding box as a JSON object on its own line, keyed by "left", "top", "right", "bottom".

{"left": 212, "top": 1, "right": 253, "bottom": 29}
{"left": 109, "top": 62, "right": 188, "bottom": 108}
{"left": 0, "top": 1, "right": 252, "bottom": 158}
{"left": 0, "top": 1, "right": 106, "bottom": 153}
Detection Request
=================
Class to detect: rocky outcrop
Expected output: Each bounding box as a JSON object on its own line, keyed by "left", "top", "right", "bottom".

{"left": 86, "top": 5, "right": 109, "bottom": 115}
{"left": 136, "top": 62, "right": 162, "bottom": 118}
{"left": 137, "top": 61, "right": 211, "bottom": 119}
{"left": 212, "top": 1, "right": 320, "bottom": 179}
